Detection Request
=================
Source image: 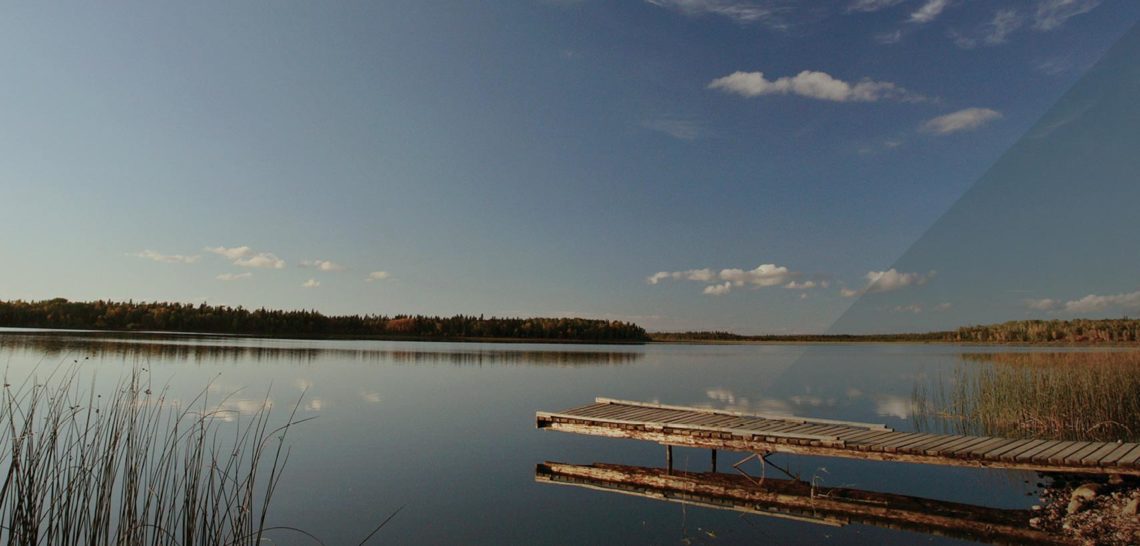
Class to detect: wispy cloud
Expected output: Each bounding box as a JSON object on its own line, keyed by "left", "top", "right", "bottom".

{"left": 216, "top": 272, "right": 253, "bottom": 281}
{"left": 1026, "top": 291, "right": 1140, "bottom": 313}
{"left": 207, "top": 246, "right": 286, "bottom": 269}
{"left": 708, "top": 70, "right": 925, "bottom": 102}
{"left": 642, "top": 118, "right": 705, "bottom": 141}
{"left": 893, "top": 303, "right": 924, "bottom": 313}
{"left": 1063, "top": 291, "right": 1140, "bottom": 313}
{"left": 1034, "top": 56, "right": 1074, "bottom": 76}
{"left": 1033, "top": 0, "right": 1101, "bottom": 31}
{"left": 366, "top": 271, "right": 391, "bottom": 282}
{"left": 206, "top": 246, "right": 252, "bottom": 260}
{"left": 645, "top": 0, "right": 788, "bottom": 25}
{"left": 837, "top": 268, "right": 935, "bottom": 299}
{"left": 858, "top": 138, "right": 905, "bottom": 155}
{"left": 1025, "top": 298, "right": 1060, "bottom": 311}
{"left": 300, "top": 259, "right": 345, "bottom": 272}
{"left": 874, "top": 29, "right": 904, "bottom": 44}
{"left": 649, "top": 264, "right": 803, "bottom": 296}
{"left": 921, "top": 107, "right": 1002, "bottom": 134}
{"left": 847, "top": 0, "right": 905, "bottom": 13}
{"left": 909, "top": 0, "right": 949, "bottom": 24}
{"left": 302, "top": 279, "right": 320, "bottom": 288}
{"left": 132, "top": 250, "right": 200, "bottom": 264}
{"left": 952, "top": 9, "right": 1024, "bottom": 48}
{"left": 865, "top": 269, "right": 934, "bottom": 293}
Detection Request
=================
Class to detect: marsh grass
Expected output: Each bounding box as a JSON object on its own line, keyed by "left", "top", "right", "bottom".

{"left": 913, "top": 352, "right": 1140, "bottom": 441}
{"left": 0, "top": 364, "right": 312, "bottom": 545}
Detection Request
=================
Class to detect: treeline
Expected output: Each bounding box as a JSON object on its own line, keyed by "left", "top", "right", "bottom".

{"left": 650, "top": 331, "right": 949, "bottom": 342}
{"left": 0, "top": 299, "right": 649, "bottom": 342}
{"left": 655, "top": 319, "right": 1140, "bottom": 344}
{"left": 953, "top": 319, "right": 1140, "bottom": 343}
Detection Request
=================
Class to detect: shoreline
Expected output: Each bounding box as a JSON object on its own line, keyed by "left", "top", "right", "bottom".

{"left": 5, "top": 327, "right": 1140, "bottom": 348}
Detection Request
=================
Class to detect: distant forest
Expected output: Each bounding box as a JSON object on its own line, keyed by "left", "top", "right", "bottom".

{"left": 648, "top": 331, "right": 948, "bottom": 343}
{"left": 652, "top": 319, "right": 1140, "bottom": 344}
{"left": 4, "top": 300, "right": 1138, "bottom": 345}
{"left": 0, "top": 299, "right": 649, "bottom": 342}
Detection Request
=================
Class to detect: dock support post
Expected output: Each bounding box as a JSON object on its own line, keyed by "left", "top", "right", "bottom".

{"left": 666, "top": 445, "right": 673, "bottom": 472}
{"left": 711, "top": 449, "right": 717, "bottom": 472}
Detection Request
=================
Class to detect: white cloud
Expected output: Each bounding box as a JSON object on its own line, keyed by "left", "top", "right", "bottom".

{"left": 234, "top": 253, "right": 286, "bottom": 269}
{"left": 1063, "top": 291, "right": 1140, "bottom": 313}
{"left": 206, "top": 245, "right": 286, "bottom": 269}
{"left": 1033, "top": 0, "right": 1101, "bottom": 31}
{"left": 840, "top": 287, "right": 859, "bottom": 298}
{"left": 302, "top": 279, "right": 320, "bottom": 288}
{"left": 216, "top": 272, "right": 253, "bottom": 281}
{"left": 1025, "top": 298, "right": 1060, "bottom": 311}
{"left": 909, "top": 0, "right": 949, "bottom": 24}
{"left": 921, "top": 108, "right": 1002, "bottom": 134}
{"left": 708, "top": 70, "right": 925, "bottom": 103}
{"left": 953, "top": 9, "right": 1024, "bottom": 48}
{"left": 719, "top": 264, "right": 792, "bottom": 287}
{"left": 649, "top": 264, "right": 802, "bottom": 296}
{"left": 933, "top": 302, "right": 952, "bottom": 312}
{"left": 366, "top": 271, "right": 391, "bottom": 282}
{"left": 864, "top": 269, "right": 934, "bottom": 294}
{"left": 847, "top": 0, "right": 905, "bottom": 13}
{"left": 206, "top": 246, "right": 253, "bottom": 260}
{"left": 132, "top": 250, "right": 200, "bottom": 264}
{"left": 645, "top": 0, "right": 784, "bottom": 25}
{"left": 642, "top": 118, "right": 705, "bottom": 141}
{"left": 300, "top": 259, "right": 345, "bottom": 272}
{"left": 647, "top": 269, "right": 716, "bottom": 284}
{"left": 704, "top": 282, "right": 733, "bottom": 296}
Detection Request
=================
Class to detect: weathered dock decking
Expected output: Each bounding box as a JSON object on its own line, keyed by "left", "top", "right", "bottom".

{"left": 536, "top": 398, "right": 1140, "bottom": 476}
{"left": 536, "top": 462, "right": 1067, "bottom": 545}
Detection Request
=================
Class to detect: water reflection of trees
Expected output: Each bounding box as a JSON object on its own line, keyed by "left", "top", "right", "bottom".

{"left": 0, "top": 333, "right": 643, "bottom": 367}
{"left": 914, "top": 351, "right": 1140, "bottom": 442}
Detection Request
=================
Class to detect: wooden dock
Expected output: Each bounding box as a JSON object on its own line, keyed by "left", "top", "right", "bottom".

{"left": 536, "top": 462, "right": 1068, "bottom": 545}
{"left": 536, "top": 398, "right": 1140, "bottom": 476}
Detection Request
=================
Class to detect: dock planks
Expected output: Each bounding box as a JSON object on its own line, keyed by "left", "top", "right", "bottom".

{"left": 536, "top": 398, "right": 1140, "bottom": 476}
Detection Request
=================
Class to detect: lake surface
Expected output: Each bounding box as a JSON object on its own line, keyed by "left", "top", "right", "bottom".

{"left": 2, "top": 330, "right": 1134, "bottom": 545}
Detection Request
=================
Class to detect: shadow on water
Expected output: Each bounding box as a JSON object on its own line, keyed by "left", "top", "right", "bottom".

{"left": 0, "top": 331, "right": 643, "bottom": 367}
{"left": 913, "top": 351, "right": 1140, "bottom": 442}
{"left": 534, "top": 461, "right": 1064, "bottom": 545}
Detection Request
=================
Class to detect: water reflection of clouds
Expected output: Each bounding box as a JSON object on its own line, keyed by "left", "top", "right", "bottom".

{"left": 873, "top": 395, "right": 912, "bottom": 419}
{"left": 705, "top": 386, "right": 912, "bottom": 420}
{"left": 704, "top": 388, "right": 794, "bottom": 415}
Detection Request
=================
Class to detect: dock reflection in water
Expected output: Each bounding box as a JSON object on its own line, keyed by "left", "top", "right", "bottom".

{"left": 535, "top": 462, "right": 1063, "bottom": 545}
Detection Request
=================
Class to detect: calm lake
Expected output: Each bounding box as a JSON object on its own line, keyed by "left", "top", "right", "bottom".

{"left": 2, "top": 329, "right": 1135, "bottom": 545}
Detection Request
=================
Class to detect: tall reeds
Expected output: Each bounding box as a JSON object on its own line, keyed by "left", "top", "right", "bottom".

{"left": 913, "top": 352, "right": 1140, "bottom": 441}
{"left": 0, "top": 365, "right": 307, "bottom": 545}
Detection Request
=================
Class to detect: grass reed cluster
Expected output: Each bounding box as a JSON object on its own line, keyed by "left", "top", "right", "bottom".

{"left": 914, "top": 351, "right": 1140, "bottom": 441}
{"left": 0, "top": 364, "right": 307, "bottom": 545}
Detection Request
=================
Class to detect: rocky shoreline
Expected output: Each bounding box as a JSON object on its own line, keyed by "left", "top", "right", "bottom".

{"left": 1030, "top": 475, "right": 1139, "bottom": 545}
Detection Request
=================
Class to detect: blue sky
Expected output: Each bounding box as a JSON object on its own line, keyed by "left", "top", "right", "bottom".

{"left": 1, "top": 1, "right": 1137, "bottom": 334}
